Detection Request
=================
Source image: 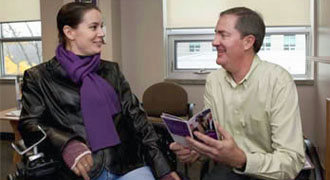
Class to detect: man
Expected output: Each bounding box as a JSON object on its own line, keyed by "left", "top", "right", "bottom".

{"left": 170, "top": 7, "right": 305, "bottom": 180}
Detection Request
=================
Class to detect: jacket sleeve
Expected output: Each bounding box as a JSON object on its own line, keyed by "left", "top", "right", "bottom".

{"left": 18, "top": 69, "right": 81, "bottom": 156}
{"left": 113, "top": 64, "right": 172, "bottom": 178}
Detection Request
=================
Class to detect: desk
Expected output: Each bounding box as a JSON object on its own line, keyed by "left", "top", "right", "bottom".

{"left": 0, "top": 108, "right": 21, "bottom": 163}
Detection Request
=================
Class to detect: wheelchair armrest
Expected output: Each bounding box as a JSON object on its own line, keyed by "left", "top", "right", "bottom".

{"left": 304, "top": 138, "right": 324, "bottom": 180}
{"left": 187, "top": 103, "right": 195, "bottom": 119}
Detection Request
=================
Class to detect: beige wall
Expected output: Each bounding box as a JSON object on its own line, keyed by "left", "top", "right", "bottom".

{"left": 99, "top": 0, "right": 121, "bottom": 64}
{"left": 40, "top": 0, "right": 67, "bottom": 60}
{"left": 0, "top": 0, "right": 40, "bottom": 22}
{"left": 0, "top": 80, "right": 17, "bottom": 132}
{"left": 166, "top": 0, "right": 310, "bottom": 28}
{"left": 120, "top": 0, "right": 165, "bottom": 96}
{"left": 314, "top": 0, "right": 330, "bottom": 165}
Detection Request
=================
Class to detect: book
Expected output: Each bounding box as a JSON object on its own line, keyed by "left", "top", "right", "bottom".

{"left": 161, "top": 108, "right": 218, "bottom": 147}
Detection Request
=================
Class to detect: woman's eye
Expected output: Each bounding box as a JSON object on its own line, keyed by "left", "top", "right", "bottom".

{"left": 90, "top": 26, "right": 97, "bottom": 30}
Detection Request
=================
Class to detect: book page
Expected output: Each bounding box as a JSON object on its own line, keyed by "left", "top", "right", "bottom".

{"left": 161, "top": 115, "right": 192, "bottom": 147}
{"left": 189, "top": 109, "right": 218, "bottom": 140}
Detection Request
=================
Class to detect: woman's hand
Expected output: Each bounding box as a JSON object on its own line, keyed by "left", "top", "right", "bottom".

{"left": 169, "top": 142, "right": 200, "bottom": 163}
{"left": 72, "top": 154, "right": 94, "bottom": 180}
{"left": 62, "top": 140, "right": 93, "bottom": 180}
{"left": 160, "top": 171, "right": 181, "bottom": 180}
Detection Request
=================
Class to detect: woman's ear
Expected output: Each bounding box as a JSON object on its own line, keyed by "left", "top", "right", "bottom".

{"left": 243, "top": 35, "right": 255, "bottom": 51}
{"left": 63, "top": 25, "right": 75, "bottom": 41}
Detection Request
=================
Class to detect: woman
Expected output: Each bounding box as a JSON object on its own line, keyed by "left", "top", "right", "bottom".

{"left": 18, "top": 2, "right": 180, "bottom": 180}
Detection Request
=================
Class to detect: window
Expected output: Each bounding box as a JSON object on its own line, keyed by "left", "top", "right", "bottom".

{"left": 188, "top": 42, "right": 201, "bottom": 52}
{"left": 177, "top": 41, "right": 215, "bottom": 69}
{"left": 284, "top": 35, "right": 296, "bottom": 51}
{"left": 258, "top": 27, "right": 310, "bottom": 78}
{"left": 166, "top": 29, "right": 218, "bottom": 80}
{"left": 0, "top": 21, "right": 42, "bottom": 77}
{"left": 260, "top": 35, "right": 271, "bottom": 51}
{"left": 166, "top": 27, "right": 311, "bottom": 80}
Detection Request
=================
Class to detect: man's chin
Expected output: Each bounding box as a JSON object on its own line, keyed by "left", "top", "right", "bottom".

{"left": 216, "top": 58, "right": 225, "bottom": 66}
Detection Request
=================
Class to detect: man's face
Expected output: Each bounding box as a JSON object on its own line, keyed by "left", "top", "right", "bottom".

{"left": 212, "top": 14, "right": 246, "bottom": 71}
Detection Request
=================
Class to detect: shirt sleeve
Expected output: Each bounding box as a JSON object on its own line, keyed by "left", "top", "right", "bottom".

{"left": 204, "top": 75, "right": 213, "bottom": 110}
{"left": 242, "top": 77, "right": 305, "bottom": 180}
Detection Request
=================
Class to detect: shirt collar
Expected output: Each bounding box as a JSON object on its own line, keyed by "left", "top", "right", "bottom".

{"left": 225, "top": 55, "right": 261, "bottom": 88}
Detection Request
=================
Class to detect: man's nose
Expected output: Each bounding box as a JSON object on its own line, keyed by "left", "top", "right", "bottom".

{"left": 212, "top": 35, "right": 220, "bottom": 47}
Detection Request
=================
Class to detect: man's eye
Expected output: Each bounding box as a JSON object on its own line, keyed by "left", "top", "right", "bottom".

{"left": 90, "top": 26, "right": 97, "bottom": 30}
{"left": 221, "top": 33, "right": 228, "bottom": 38}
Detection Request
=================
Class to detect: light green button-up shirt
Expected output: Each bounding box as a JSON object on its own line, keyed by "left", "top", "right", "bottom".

{"left": 204, "top": 55, "right": 305, "bottom": 180}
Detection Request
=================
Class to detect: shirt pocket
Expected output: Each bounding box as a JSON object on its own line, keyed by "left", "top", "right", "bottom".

{"left": 244, "top": 114, "right": 272, "bottom": 151}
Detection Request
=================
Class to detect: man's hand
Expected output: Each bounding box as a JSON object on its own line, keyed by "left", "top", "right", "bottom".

{"left": 72, "top": 154, "right": 93, "bottom": 180}
{"left": 186, "top": 123, "right": 246, "bottom": 169}
{"left": 169, "top": 142, "right": 200, "bottom": 164}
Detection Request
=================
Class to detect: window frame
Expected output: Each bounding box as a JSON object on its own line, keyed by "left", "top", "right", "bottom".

{"left": 0, "top": 20, "right": 42, "bottom": 77}
{"left": 165, "top": 26, "right": 313, "bottom": 83}
{"left": 264, "top": 26, "right": 312, "bottom": 79}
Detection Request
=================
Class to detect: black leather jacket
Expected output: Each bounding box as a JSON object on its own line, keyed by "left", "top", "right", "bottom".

{"left": 18, "top": 57, "right": 171, "bottom": 179}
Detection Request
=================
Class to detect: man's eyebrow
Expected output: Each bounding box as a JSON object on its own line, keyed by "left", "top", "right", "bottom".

{"left": 214, "top": 29, "right": 225, "bottom": 34}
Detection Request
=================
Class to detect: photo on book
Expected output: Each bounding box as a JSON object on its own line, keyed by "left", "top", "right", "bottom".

{"left": 161, "top": 108, "right": 219, "bottom": 147}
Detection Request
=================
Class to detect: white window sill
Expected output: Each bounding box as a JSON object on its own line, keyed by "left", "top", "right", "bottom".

{"left": 165, "top": 75, "right": 314, "bottom": 86}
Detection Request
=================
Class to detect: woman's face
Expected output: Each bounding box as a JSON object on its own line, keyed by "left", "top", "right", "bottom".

{"left": 66, "top": 9, "right": 104, "bottom": 56}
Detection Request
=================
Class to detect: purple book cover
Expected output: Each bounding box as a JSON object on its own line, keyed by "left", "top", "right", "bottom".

{"left": 162, "top": 118, "right": 190, "bottom": 136}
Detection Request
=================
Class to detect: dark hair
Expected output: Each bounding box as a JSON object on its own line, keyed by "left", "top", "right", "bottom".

{"left": 220, "top": 7, "right": 265, "bottom": 53}
{"left": 56, "top": 2, "right": 100, "bottom": 45}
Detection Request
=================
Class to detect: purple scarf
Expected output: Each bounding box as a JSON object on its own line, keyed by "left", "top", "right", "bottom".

{"left": 56, "top": 45, "right": 121, "bottom": 152}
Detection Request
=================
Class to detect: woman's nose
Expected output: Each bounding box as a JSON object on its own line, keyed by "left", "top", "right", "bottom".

{"left": 98, "top": 27, "right": 105, "bottom": 37}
